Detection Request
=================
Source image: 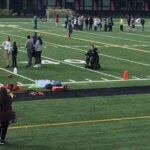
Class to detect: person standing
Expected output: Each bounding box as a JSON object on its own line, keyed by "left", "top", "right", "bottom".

{"left": 2, "top": 36, "right": 11, "bottom": 68}
{"left": 55, "top": 14, "right": 59, "bottom": 27}
{"left": 33, "top": 15, "right": 38, "bottom": 29}
{"left": 11, "top": 42, "right": 18, "bottom": 68}
{"left": 25, "top": 35, "right": 34, "bottom": 67}
{"left": 130, "top": 16, "right": 135, "bottom": 29}
{"left": 120, "top": 17, "right": 124, "bottom": 31}
{"left": 64, "top": 15, "right": 69, "bottom": 28}
{"left": 85, "top": 17, "right": 89, "bottom": 31}
{"left": 140, "top": 18, "right": 145, "bottom": 31}
{"left": 67, "top": 20, "right": 73, "bottom": 38}
{"left": 104, "top": 18, "right": 108, "bottom": 32}
{"left": 88, "top": 17, "right": 93, "bottom": 31}
{"left": 32, "top": 32, "right": 38, "bottom": 58}
{"left": 0, "top": 87, "right": 16, "bottom": 144}
{"left": 126, "top": 15, "right": 131, "bottom": 28}
{"left": 34, "top": 36, "right": 43, "bottom": 68}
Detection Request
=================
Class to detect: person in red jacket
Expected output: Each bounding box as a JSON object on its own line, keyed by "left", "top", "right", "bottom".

{"left": 0, "top": 87, "right": 16, "bottom": 145}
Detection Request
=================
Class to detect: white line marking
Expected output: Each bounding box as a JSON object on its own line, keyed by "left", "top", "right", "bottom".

{"left": 17, "top": 82, "right": 23, "bottom": 85}
{"left": 68, "top": 79, "right": 76, "bottom": 82}
{"left": 101, "top": 78, "right": 109, "bottom": 81}
{"left": 0, "top": 67, "right": 34, "bottom": 82}
{"left": 62, "top": 78, "right": 150, "bottom": 84}
{"left": 132, "top": 76, "right": 141, "bottom": 79}
{"left": 85, "top": 79, "right": 93, "bottom": 82}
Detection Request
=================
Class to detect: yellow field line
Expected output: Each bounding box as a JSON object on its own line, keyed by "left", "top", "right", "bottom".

{"left": 9, "top": 115, "right": 150, "bottom": 130}
{"left": 11, "top": 26, "right": 150, "bottom": 54}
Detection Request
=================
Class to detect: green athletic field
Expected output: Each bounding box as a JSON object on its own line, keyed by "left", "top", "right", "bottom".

{"left": 0, "top": 18, "right": 150, "bottom": 149}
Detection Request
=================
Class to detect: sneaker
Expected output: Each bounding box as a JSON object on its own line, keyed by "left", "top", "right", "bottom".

{"left": 0, "top": 140, "right": 6, "bottom": 145}
{"left": 38, "top": 64, "right": 41, "bottom": 67}
{"left": 33, "top": 64, "right": 39, "bottom": 68}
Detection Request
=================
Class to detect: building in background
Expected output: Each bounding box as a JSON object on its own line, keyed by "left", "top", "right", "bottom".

{"left": 0, "top": 0, "right": 149, "bottom": 16}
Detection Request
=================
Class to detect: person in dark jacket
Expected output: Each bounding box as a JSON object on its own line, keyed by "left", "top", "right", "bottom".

{"left": 25, "top": 35, "right": 34, "bottom": 67}
{"left": 0, "top": 87, "right": 16, "bottom": 144}
{"left": 140, "top": 18, "right": 145, "bottom": 31}
{"left": 88, "top": 17, "right": 93, "bottom": 30}
{"left": 85, "top": 45, "right": 101, "bottom": 69}
{"left": 67, "top": 20, "right": 73, "bottom": 38}
{"left": 11, "top": 42, "right": 18, "bottom": 68}
{"left": 32, "top": 32, "right": 38, "bottom": 59}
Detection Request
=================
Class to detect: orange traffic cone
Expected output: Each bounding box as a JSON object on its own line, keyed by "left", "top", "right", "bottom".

{"left": 123, "top": 70, "right": 128, "bottom": 80}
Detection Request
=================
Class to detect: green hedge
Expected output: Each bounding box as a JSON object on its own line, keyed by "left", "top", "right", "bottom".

{"left": 0, "top": 9, "right": 14, "bottom": 16}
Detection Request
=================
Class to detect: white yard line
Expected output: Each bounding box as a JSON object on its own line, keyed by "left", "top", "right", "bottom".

{"left": 0, "top": 67, "right": 34, "bottom": 82}
{"left": 63, "top": 78, "right": 150, "bottom": 84}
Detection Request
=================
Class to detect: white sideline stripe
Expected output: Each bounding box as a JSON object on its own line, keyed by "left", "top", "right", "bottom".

{"left": 62, "top": 78, "right": 150, "bottom": 84}
{"left": 2, "top": 77, "right": 149, "bottom": 87}
{"left": 132, "top": 76, "right": 141, "bottom": 79}
{"left": 101, "top": 78, "right": 109, "bottom": 81}
{"left": 17, "top": 82, "right": 23, "bottom": 85}
{"left": 85, "top": 78, "right": 93, "bottom": 82}
{"left": 0, "top": 67, "right": 34, "bottom": 82}
{"left": 68, "top": 79, "right": 76, "bottom": 82}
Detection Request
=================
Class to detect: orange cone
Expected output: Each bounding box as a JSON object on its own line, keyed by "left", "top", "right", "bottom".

{"left": 123, "top": 70, "right": 128, "bottom": 80}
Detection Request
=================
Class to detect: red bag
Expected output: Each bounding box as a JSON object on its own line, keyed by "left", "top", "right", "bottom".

{"left": 52, "top": 86, "right": 64, "bottom": 92}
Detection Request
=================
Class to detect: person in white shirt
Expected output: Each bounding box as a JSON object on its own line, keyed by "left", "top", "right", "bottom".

{"left": 2, "top": 36, "right": 11, "bottom": 68}
{"left": 34, "top": 36, "right": 43, "bottom": 68}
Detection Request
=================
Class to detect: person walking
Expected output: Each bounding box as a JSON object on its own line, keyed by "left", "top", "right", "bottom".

{"left": 34, "top": 36, "right": 43, "bottom": 68}
{"left": 25, "top": 35, "right": 34, "bottom": 67}
{"left": 11, "top": 41, "right": 18, "bottom": 68}
{"left": 2, "top": 36, "right": 11, "bottom": 68}
{"left": 0, "top": 87, "right": 16, "bottom": 144}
